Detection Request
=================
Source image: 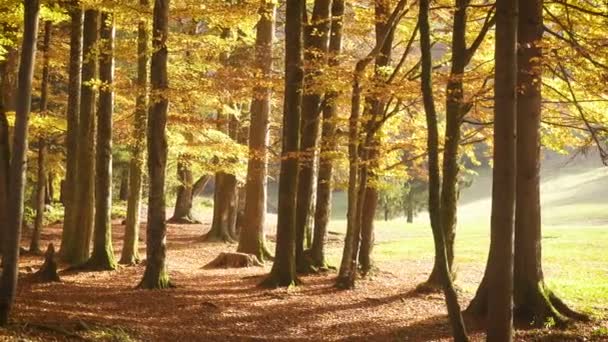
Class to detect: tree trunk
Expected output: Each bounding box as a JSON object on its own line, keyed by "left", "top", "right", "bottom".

{"left": 85, "top": 11, "right": 116, "bottom": 271}
{"left": 30, "top": 21, "right": 52, "bottom": 255}
{"left": 311, "top": 0, "right": 344, "bottom": 270}
{"left": 513, "top": 0, "right": 587, "bottom": 326}
{"left": 47, "top": 172, "right": 55, "bottom": 204}
{"left": 59, "top": 4, "right": 83, "bottom": 260}
{"left": 119, "top": 166, "right": 129, "bottom": 201}
{"left": 418, "top": 0, "right": 469, "bottom": 340}
{"left": 0, "top": 44, "right": 17, "bottom": 256}
{"left": 192, "top": 175, "right": 210, "bottom": 198}
{"left": 30, "top": 140, "right": 46, "bottom": 254}
{"left": 358, "top": 0, "right": 395, "bottom": 276}
{"left": 295, "top": 0, "right": 332, "bottom": 273}
{"left": 486, "top": 0, "right": 518, "bottom": 340}
{"left": 138, "top": 0, "right": 172, "bottom": 290}
{"left": 169, "top": 161, "right": 197, "bottom": 223}
{"left": 121, "top": 0, "right": 149, "bottom": 266}
{"left": 63, "top": 9, "right": 98, "bottom": 265}
{"left": 237, "top": 0, "right": 275, "bottom": 262}
{"left": 261, "top": 0, "right": 304, "bottom": 288}
{"left": 206, "top": 113, "right": 238, "bottom": 242}
{"left": 0, "top": 0, "right": 40, "bottom": 325}
{"left": 406, "top": 189, "right": 414, "bottom": 223}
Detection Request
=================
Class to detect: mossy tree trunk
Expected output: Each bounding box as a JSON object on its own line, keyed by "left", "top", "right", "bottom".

{"left": 138, "top": 0, "right": 172, "bottom": 289}
{"left": 0, "top": 0, "right": 40, "bottom": 325}
{"left": 59, "top": 4, "right": 83, "bottom": 260}
{"left": 294, "top": 0, "right": 332, "bottom": 273}
{"left": 63, "top": 9, "right": 98, "bottom": 265}
{"left": 237, "top": 0, "right": 275, "bottom": 262}
{"left": 121, "top": 0, "right": 149, "bottom": 266}
{"left": 419, "top": 0, "right": 469, "bottom": 340}
{"left": 30, "top": 21, "right": 52, "bottom": 255}
{"left": 486, "top": 0, "right": 518, "bottom": 340}
{"left": 85, "top": 12, "right": 117, "bottom": 271}
{"left": 261, "top": 0, "right": 304, "bottom": 288}
{"left": 311, "top": 0, "right": 344, "bottom": 270}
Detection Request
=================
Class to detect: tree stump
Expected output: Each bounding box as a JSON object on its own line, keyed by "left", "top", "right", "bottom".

{"left": 203, "top": 252, "right": 263, "bottom": 269}
{"left": 34, "top": 243, "right": 60, "bottom": 282}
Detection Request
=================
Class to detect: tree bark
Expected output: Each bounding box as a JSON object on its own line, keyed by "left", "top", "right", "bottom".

{"left": 311, "top": 0, "right": 344, "bottom": 270}
{"left": 294, "top": 0, "right": 332, "bottom": 273}
{"left": 261, "top": 0, "right": 304, "bottom": 288}
{"left": 0, "top": 0, "right": 40, "bottom": 325}
{"left": 418, "top": 0, "right": 469, "bottom": 340}
{"left": 63, "top": 9, "right": 98, "bottom": 265}
{"left": 138, "top": 0, "right": 172, "bottom": 289}
{"left": 85, "top": 11, "right": 117, "bottom": 271}
{"left": 30, "top": 21, "right": 52, "bottom": 255}
{"left": 47, "top": 172, "right": 55, "bottom": 204}
{"left": 121, "top": 0, "right": 149, "bottom": 265}
{"left": 237, "top": 0, "right": 275, "bottom": 262}
{"left": 59, "top": 4, "right": 83, "bottom": 260}
{"left": 169, "top": 161, "right": 197, "bottom": 223}
{"left": 486, "top": 0, "right": 518, "bottom": 340}
{"left": 119, "top": 166, "right": 129, "bottom": 201}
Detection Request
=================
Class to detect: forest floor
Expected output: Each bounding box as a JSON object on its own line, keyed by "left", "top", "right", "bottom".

{"left": 1, "top": 210, "right": 607, "bottom": 342}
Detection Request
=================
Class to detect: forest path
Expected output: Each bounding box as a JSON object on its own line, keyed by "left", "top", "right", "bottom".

{"left": 2, "top": 216, "right": 606, "bottom": 341}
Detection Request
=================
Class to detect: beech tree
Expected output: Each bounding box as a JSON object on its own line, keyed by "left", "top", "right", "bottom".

{"left": 236, "top": 0, "right": 275, "bottom": 263}
{"left": 138, "top": 0, "right": 171, "bottom": 289}
{"left": 0, "top": 0, "right": 40, "bottom": 325}
{"left": 63, "top": 9, "right": 98, "bottom": 265}
{"left": 84, "top": 11, "right": 117, "bottom": 271}
{"left": 121, "top": 0, "right": 149, "bottom": 266}
{"left": 261, "top": 0, "right": 304, "bottom": 288}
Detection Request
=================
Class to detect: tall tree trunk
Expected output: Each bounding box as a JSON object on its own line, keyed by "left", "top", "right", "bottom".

{"left": 418, "top": 0, "right": 469, "bottom": 340}
{"left": 0, "top": 0, "right": 40, "bottom": 325}
{"left": 261, "top": 0, "right": 304, "bottom": 288}
{"left": 427, "top": 0, "right": 467, "bottom": 286}
{"left": 295, "top": 0, "right": 332, "bottom": 273}
{"left": 59, "top": 4, "right": 83, "bottom": 260}
{"left": 85, "top": 11, "right": 116, "bottom": 270}
{"left": 138, "top": 0, "right": 171, "bottom": 289}
{"left": 121, "top": 0, "right": 149, "bottom": 266}
{"left": 47, "top": 172, "right": 55, "bottom": 204}
{"left": 406, "top": 188, "right": 414, "bottom": 223}
{"left": 30, "top": 20, "right": 52, "bottom": 255}
{"left": 359, "top": 0, "right": 395, "bottom": 276}
{"left": 63, "top": 9, "right": 98, "bottom": 265}
{"left": 486, "top": 0, "right": 518, "bottom": 340}
{"left": 169, "top": 161, "right": 197, "bottom": 223}
{"left": 311, "top": 0, "right": 344, "bottom": 270}
{"left": 119, "top": 167, "right": 129, "bottom": 201}
{"left": 206, "top": 112, "right": 238, "bottom": 242}
{"left": 237, "top": 0, "right": 275, "bottom": 262}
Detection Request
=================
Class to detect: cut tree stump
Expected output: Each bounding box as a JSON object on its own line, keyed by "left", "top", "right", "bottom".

{"left": 33, "top": 243, "right": 60, "bottom": 282}
{"left": 203, "top": 252, "right": 263, "bottom": 269}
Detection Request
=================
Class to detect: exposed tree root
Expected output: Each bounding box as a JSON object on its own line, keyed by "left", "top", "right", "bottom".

{"left": 297, "top": 250, "right": 335, "bottom": 274}
{"left": 203, "top": 252, "right": 263, "bottom": 269}
{"left": 32, "top": 244, "right": 60, "bottom": 282}
{"left": 202, "top": 232, "right": 236, "bottom": 244}
{"left": 466, "top": 279, "right": 590, "bottom": 328}
{"left": 117, "top": 256, "right": 141, "bottom": 266}
{"left": 167, "top": 214, "right": 201, "bottom": 224}
{"left": 259, "top": 272, "right": 301, "bottom": 289}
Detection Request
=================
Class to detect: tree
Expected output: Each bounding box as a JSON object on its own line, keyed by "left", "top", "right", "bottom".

{"left": 236, "top": 0, "right": 275, "bottom": 263}
{"left": 63, "top": 9, "right": 99, "bottom": 265}
{"left": 0, "top": 0, "right": 40, "bottom": 325}
{"left": 120, "top": 0, "right": 149, "bottom": 266}
{"left": 138, "top": 0, "right": 172, "bottom": 289}
{"left": 418, "top": 0, "right": 468, "bottom": 340}
{"left": 426, "top": 0, "right": 495, "bottom": 287}
{"left": 59, "top": 2, "right": 82, "bottom": 260}
{"left": 30, "top": 20, "right": 52, "bottom": 254}
{"left": 84, "top": 11, "right": 117, "bottom": 270}
{"left": 261, "top": 0, "right": 304, "bottom": 288}
{"left": 486, "top": 0, "right": 518, "bottom": 339}
{"left": 169, "top": 160, "right": 198, "bottom": 223}
{"left": 467, "top": 0, "right": 589, "bottom": 327}
{"left": 310, "top": 0, "right": 344, "bottom": 271}
{"left": 294, "top": 0, "right": 332, "bottom": 273}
